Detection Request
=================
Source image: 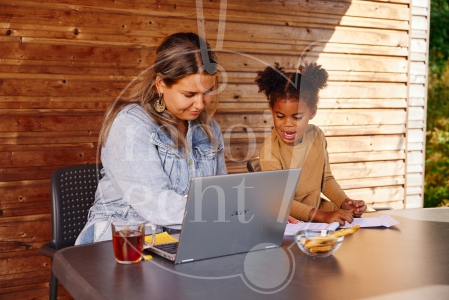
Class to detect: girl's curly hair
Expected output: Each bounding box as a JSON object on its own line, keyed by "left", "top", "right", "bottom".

{"left": 255, "top": 61, "right": 328, "bottom": 109}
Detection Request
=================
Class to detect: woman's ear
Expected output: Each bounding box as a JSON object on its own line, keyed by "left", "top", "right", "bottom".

{"left": 310, "top": 106, "right": 318, "bottom": 120}
{"left": 155, "top": 76, "right": 165, "bottom": 94}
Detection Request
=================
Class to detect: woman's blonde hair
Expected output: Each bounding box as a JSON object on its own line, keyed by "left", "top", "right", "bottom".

{"left": 100, "top": 32, "right": 219, "bottom": 151}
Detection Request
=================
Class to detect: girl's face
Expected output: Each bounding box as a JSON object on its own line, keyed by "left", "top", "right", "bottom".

{"left": 271, "top": 99, "right": 317, "bottom": 145}
{"left": 157, "top": 73, "right": 216, "bottom": 122}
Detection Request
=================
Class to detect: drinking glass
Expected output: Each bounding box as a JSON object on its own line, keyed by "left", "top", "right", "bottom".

{"left": 111, "top": 220, "right": 155, "bottom": 264}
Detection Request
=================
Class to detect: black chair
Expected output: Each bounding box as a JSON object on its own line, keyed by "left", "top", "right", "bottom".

{"left": 247, "top": 158, "right": 261, "bottom": 172}
{"left": 39, "top": 163, "right": 103, "bottom": 300}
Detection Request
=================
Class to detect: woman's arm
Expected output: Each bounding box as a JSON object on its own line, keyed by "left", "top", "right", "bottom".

{"left": 102, "top": 111, "right": 187, "bottom": 226}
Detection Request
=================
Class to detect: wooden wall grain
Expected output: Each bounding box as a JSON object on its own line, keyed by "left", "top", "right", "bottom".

{"left": 0, "top": 0, "right": 425, "bottom": 298}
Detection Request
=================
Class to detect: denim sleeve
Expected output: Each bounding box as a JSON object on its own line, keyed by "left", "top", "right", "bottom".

{"left": 101, "top": 111, "right": 187, "bottom": 226}
{"left": 211, "top": 119, "right": 228, "bottom": 175}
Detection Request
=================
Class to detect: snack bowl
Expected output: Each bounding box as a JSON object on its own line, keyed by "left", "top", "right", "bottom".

{"left": 294, "top": 230, "right": 344, "bottom": 258}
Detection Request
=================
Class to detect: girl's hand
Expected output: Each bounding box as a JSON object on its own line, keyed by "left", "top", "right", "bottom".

{"left": 341, "top": 198, "right": 367, "bottom": 217}
{"left": 287, "top": 215, "right": 299, "bottom": 224}
{"left": 309, "top": 208, "right": 354, "bottom": 226}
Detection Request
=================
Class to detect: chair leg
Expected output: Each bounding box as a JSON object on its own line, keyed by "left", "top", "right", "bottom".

{"left": 49, "top": 271, "right": 59, "bottom": 300}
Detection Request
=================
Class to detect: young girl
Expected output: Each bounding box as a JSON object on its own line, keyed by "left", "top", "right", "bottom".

{"left": 76, "top": 32, "right": 227, "bottom": 245}
{"left": 255, "top": 62, "right": 366, "bottom": 225}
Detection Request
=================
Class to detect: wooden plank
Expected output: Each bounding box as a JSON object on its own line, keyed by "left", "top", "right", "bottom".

{"left": 331, "top": 161, "right": 405, "bottom": 180}
{"left": 411, "top": 6, "right": 428, "bottom": 16}
{"left": 411, "top": 29, "right": 428, "bottom": 39}
{"left": 0, "top": 131, "right": 101, "bottom": 145}
{"left": 407, "top": 151, "right": 424, "bottom": 164}
{"left": 0, "top": 226, "right": 50, "bottom": 244}
{"left": 0, "top": 167, "right": 57, "bottom": 182}
{"left": 408, "top": 106, "right": 425, "bottom": 121}
{"left": 407, "top": 142, "right": 424, "bottom": 151}
{"left": 329, "top": 150, "right": 405, "bottom": 163}
{"left": 0, "top": 6, "right": 410, "bottom": 48}
{"left": 408, "top": 98, "right": 425, "bottom": 106}
{"left": 2, "top": 0, "right": 411, "bottom": 23}
{"left": 0, "top": 240, "right": 43, "bottom": 253}
{"left": 344, "top": 186, "right": 405, "bottom": 202}
{"left": 327, "top": 135, "right": 405, "bottom": 153}
{"left": 321, "top": 125, "right": 406, "bottom": 136}
{"left": 0, "top": 78, "right": 127, "bottom": 97}
{"left": 406, "top": 173, "right": 424, "bottom": 186}
{"left": 406, "top": 164, "right": 423, "bottom": 173}
{"left": 0, "top": 287, "right": 50, "bottom": 300}
{"left": 0, "top": 269, "right": 50, "bottom": 288}
{"left": 219, "top": 83, "right": 409, "bottom": 101}
{"left": 406, "top": 186, "right": 422, "bottom": 195}
{"left": 313, "top": 109, "right": 407, "bottom": 126}
{"left": 224, "top": 135, "right": 406, "bottom": 161}
{"left": 0, "top": 148, "right": 98, "bottom": 167}
{"left": 0, "top": 251, "right": 51, "bottom": 276}
{"left": 0, "top": 115, "right": 103, "bottom": 132}
{"left": 337, "top": 176, "right": 405, "bottom": 190}
{"left": 411, "top": 15, "right": 428, "bottom": 31}
{"left": 406, "top": 195, "right": 423, "bottom": 208}
{"left": 412, "top": 0, "right": 429, "bottom": 8}
{"left": 1, "top": 183, "right": 49, "bottom": 204}
{"left": 407, "top": 129, "right": 425, "bottom": 143}
{"left": 407, "top": 121, "right": 425, "bottom": 129}
{"left": 219, "top": 98, "right": 407, "bottom": 110}
{"left": 411, "top": 39, "right": 427, "bottom": 53}
{"left": 409, "top": 74, "right": 426, "bottom": 84}
{"left": 215, "top": 110, "right": 407, "bottom": 132}
{"left": 410, "top": 53, "right": 427, "bottom": 62}
{"left": 328, "top": 135, "right": 406, "bottom": 153}
{"left": 410, "top": 62, "right": 427, "bottom": 75}
{"left": 223, "top": 124, "right": 406, "bottom": 137}
{"left": 218, "top": 53, "right": 409, "bottom": 73}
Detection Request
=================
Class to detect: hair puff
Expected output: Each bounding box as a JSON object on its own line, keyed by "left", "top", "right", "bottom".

{"left": 300, "top": 61, "right": 328, "bottom": 90}
{"left": 255, "top": 62, "right": 286, "bottom": 98}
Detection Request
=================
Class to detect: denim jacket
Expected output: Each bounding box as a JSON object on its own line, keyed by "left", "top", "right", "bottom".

{"left": 75, "top": 104, "right": 227, "bottom": 245}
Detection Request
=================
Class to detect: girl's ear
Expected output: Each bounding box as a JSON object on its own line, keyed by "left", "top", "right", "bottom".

{"left": 155, "top": 76, "right": 165, "bottom": 94}
{"left": 310, "top": 106, "right": 318, "bottom": 120}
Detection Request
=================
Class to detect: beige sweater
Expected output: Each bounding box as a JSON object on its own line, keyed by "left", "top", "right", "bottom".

{"left": 259, "top": 124, "right": 348, "bottom": 221}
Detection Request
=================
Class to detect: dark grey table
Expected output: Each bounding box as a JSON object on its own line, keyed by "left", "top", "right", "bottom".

{"left": 53, "top": 208, "right": 449, "bottom": 300}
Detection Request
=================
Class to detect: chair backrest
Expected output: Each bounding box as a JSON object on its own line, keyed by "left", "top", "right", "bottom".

{"left": 50, "top": 163, "right": 103, "bottom": 250}
{"left": 247, "top": 158, "right": 261, "bottom": 172}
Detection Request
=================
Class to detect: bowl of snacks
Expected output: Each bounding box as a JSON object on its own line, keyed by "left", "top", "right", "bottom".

{"left": 294, "top": 226, "right": 360, "bottom": 258}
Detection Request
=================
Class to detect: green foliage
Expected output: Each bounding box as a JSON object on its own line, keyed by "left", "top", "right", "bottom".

{"left": 425, "top": 0, "right": 449, "bottom": 207}
{"left": 429, "top": 0, "right": 449, "bottom": 73}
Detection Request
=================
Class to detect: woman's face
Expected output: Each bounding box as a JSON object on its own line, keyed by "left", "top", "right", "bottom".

{"left": 157, "top": 73, "right": 216, "bottom": 122}
{"left": 271, "top": 99, "right": 317, "bottom": 145}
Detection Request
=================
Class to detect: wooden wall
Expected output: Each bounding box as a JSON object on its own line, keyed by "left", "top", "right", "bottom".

{"left": 0, "top": 0, "right": 426, "bottom": 298}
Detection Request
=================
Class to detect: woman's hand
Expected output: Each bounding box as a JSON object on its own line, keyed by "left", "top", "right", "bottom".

{"left": 309, "top": 208, "right": 354, "bottom": 226}
{"left": 341, "top": 198, "right": 367, "bottom": 217}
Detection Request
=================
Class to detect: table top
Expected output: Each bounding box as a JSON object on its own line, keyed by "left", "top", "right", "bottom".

{"left": 52, "top": 208, "right": 449, "bottom": 300}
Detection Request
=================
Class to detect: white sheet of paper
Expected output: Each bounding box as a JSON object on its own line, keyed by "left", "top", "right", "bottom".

{"left": 339, "top": 215, "right": 399, "bottom": 228}
{"left": 284, "top": 222, "right": 339, "bottom": 236}
{"left": 284, "top": 215, "right": 399, "bottom": 235}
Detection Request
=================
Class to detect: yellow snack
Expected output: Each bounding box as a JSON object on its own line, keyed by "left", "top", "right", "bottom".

{"left": 303, "top": 238, "right": 336, "bottom": 249}
{"left": 330, "top": 225, "right": 360, "bottom": 238}
{"left": 309, "top": 245, "right": 333, "bottom": 253}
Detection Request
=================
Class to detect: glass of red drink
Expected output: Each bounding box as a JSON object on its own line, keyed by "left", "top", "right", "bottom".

{"left": 111, "top": 220, "right": 155, "bottom": 264}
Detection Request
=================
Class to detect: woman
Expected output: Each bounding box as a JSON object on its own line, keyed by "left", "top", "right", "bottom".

{"left": 76, "top": 32, "right": 227, "bottom": 245}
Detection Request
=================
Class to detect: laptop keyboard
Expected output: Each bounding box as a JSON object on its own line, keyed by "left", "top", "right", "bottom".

{"left": 153, "top": 242, "right": 179, "bottom": 254}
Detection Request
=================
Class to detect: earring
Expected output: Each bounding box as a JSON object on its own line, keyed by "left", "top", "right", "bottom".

{"left": 154, "top": 93, "right": 166, "bottom": 113}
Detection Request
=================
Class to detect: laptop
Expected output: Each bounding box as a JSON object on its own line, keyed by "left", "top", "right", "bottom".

{"left": 145, "top": 168, "right": 301, "bottom": 264}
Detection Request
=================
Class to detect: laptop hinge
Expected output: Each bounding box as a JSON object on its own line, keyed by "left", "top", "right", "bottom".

{"left": 265, "top": 245, "right": 276, "bottom": 249}
{"left": 181, "top": 259, "right": 194, "bottom": 263}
